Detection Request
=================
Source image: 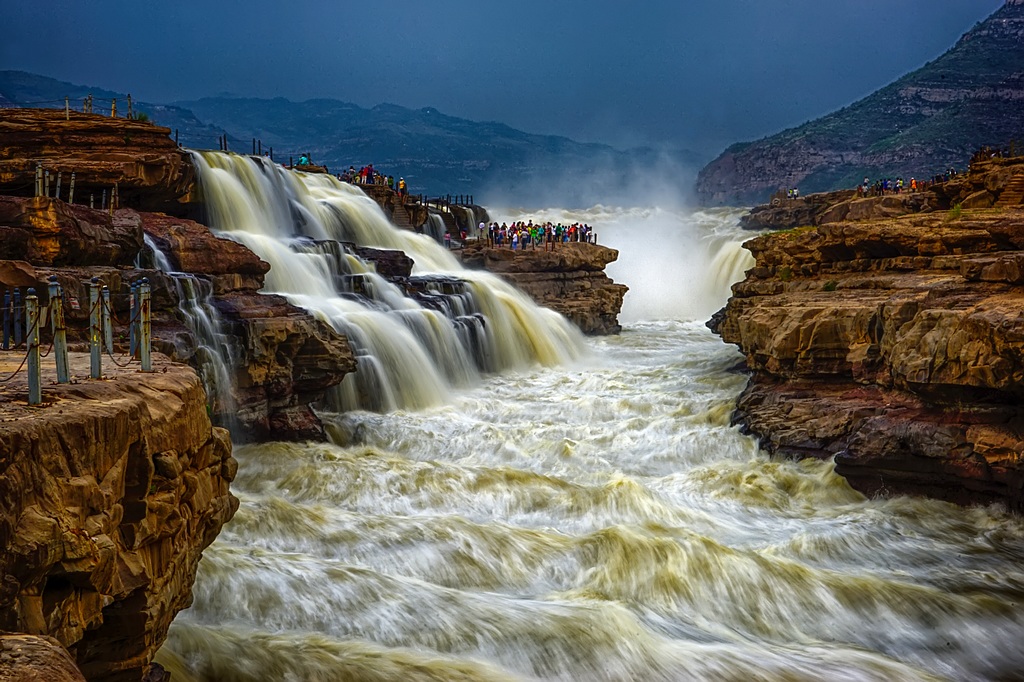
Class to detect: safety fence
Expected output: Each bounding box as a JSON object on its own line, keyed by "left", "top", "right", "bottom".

{"left": 1, "top": 277, "right": 153, "bottom": 405}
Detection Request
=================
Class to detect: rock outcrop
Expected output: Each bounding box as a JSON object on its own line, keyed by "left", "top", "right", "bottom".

{"left": 0, "top": 196, "right": 357, "bottom": 442}
{"left": 0, "top": 110, "right": 193, "bottom": 213}
{"left": 712, "top": 162, "right": 1024, "bottom": 509}
{"left": 0, "top": 352, "right": 237, "bottom": 681}
{"left": 458, "top": 242, "right": 628, "bottom": 335}
{"left": 738, "top": 159, "right": 1024, "bottom": 231}
{"left": 696, "top": 1, "right": 1024, "bottom": 205}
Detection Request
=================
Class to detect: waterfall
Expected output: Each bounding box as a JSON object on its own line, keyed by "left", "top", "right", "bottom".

{"left": 189, "top": 151, "right": 584, "bottom": 413}
{"left": 145, "top": 235, "right": 237, "bottom": 417}
{"left": 425, "top": 212, "right": 446, "bottom": 244}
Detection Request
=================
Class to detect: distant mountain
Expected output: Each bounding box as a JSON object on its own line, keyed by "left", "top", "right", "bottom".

{"left": 0, "top": 70, "right": 703, "bottom": 206}
{"left": 696, "top": 0, "right": 1024, "bottom": 206}
{"left": 173, "top": 96, "right": 704, "bottom": 205}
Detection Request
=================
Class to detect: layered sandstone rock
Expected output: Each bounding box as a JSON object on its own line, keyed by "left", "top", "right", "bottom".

{"left": 458, "top": 242, "right": 628, "bottom": 335}
{"left": 0, "top": 635, "right": 86, "bottom": 682}
{"left": 712, "top": 203, "right": 1024, "bottom": 510}
{"left": 0, "top": 353, "right": 237, "bottom": 681}
{"left": 138, "top": 212, "right": 357, "bottom": 441}
{"left": 0, "top": 110, "right": 193, "bottom": 213}
{"left": 0, "top": 197, "right": 357, "bottom": 441}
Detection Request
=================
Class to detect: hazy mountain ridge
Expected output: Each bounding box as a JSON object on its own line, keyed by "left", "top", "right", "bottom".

{"left": 696, "top": 0, "right": 1024, "bottom": 206}
{"left": 0, "top": 70, "right": 703, "bottom": 205}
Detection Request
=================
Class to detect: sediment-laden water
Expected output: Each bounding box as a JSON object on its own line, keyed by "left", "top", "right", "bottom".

{"left": 160, "top": 198, "right": 1024, "bottom": 681}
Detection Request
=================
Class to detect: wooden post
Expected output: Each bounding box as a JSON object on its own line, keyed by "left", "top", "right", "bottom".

{"left": 258, "top": 139, "right": 262, "bottom": 155}
{"left": 175, "top": 129, "right": 179, "bottom": 146}
{"left": 55, "top": 172, "right": 62, "bottom": 201}
{"left": 252, "top": 138, "right": 256, "bottom": 155}
{"left": 26, "top": 290, "right": 40, "bottom": 405}
{"left": 82, "top": 96, "right": 88, "bottom": 113}
{"left": 69, "top": 172, "right": 76, "bottom": 205}
{"left": 65, "top": 96, "right": 69, "bottom": 120}
{"left": 269, "top": 147, "right": 273, "bottom": 161}
{"left": 90, "top": 193, "right": 94, "bottom": 209}
{"left": 44, "top": 171, "right": 50, "bottom": 198}
{"left": 111, "top": 98, "right": 117, "bottom": 118}
{"left": 101, "top": 189, "right": 107, "bottom": 211}
{"left": 127, "top": 94, "right": 133, "bottom": 119}
{"left": 35, "top": 164, "right": 42, "bottom": 197}
{"left": 48, "top": 277, "right": 69, "bottom": 384}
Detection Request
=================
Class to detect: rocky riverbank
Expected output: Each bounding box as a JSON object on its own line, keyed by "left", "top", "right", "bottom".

{"left": 711, "top": 158, "right": 1024, "bottom": 510}
{"left": 0, "top": 352, "right": 236, "bottom": 681}
{"left": 458, "top": 242, "right": 628, "bottom": 335}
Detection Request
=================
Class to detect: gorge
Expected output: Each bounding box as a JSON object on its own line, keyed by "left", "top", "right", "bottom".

{"left": 2, "top": 107, "right": 1024, "bottom": 681}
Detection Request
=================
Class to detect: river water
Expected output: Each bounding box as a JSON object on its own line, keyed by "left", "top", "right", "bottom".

{"left": 159, "top": 184, "right": 1024, "bottom": 681}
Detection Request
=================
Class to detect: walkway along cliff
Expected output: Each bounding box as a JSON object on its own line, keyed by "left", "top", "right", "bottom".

{"left": 710, "top": 157, "right": 1024, "bottom": 510}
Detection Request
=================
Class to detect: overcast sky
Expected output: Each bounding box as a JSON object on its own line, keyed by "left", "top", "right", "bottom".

{"left": 2, "top": 0, "right": 1004, "bottom": 155}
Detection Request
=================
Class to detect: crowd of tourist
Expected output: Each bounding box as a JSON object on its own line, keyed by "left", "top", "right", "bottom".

{"left": 446, "top": 221, "right": 595, "bottom": 250}
{"left": 340, "top": 164, "right": 408, "bottom": 196}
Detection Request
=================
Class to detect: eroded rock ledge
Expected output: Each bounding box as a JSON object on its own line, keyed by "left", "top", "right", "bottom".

{"left": 0, "top": 353, "right": 237, "bottom": 681}
{"left": 458, "top": 242, "right": 628, "bottom": 335}
{"left": 712, "top": 175, "right": 1024, "bottom": 509}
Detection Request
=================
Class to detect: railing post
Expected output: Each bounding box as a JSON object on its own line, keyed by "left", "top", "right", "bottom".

{"left": 139, "top": 279, "right": 151, "bottom": 371}
{"left": 13, "top": 289, "right": 22, "bottom": 347}
{"left": 35, "top": 165, "right": 42, "bottom": 197}
{"left": 44, "top": 170, "right": 50, "bottom": 197}
{"left": 2, "top": 289, "right": 9, "bottom": 350}
{"left": 89, "top": 277, "right": 102, "bottom": 379}
{"left": 26, "top": 289, "right": 40, "bottom": 405}
{"left": 111, "top": 98, "right": 117, "bottom": 118}
{"left": 129, "top": 281, "right": 138, "bottom": 358}
{"left": 65, "top": 96, "right": 70, "bottom": 121}
{"left": 55, "top": 172, "right": 62, "bottom": 201}
{"left": 69, "top": 172, "right": 76, "bottom": 205}
{"left": 48, "top": 276, "right": 70, "bottom": 383}
{"left": 101, "top": 286, "right": 113, "bottom": 354}
{"left": 90, "top": 193, "right": 94, "bottom": 209}
{"left": 102, "top": 189, "right": 107, "bottom": 210}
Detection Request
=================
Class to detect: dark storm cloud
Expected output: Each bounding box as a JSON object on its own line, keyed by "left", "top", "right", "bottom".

{"left": 1, "top": 0, "right": 1003, "bottom": 155}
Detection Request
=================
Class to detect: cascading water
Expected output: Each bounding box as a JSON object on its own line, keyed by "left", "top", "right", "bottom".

{"left": 144, "top": 234, "right": 237, "bottom": 416}
{"left": 425, "top": 212, "right": 446, "bottom": 243}
{"left": 160, "top": 194, "right": 1024, "bottom": 681}
{"left": 189, "top": 151, "right": 583, "bottom": 412}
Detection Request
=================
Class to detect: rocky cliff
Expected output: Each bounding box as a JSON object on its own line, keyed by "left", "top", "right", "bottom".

{"left": 711, "top": 160, "right": 1024, "bottom": 510}
{"left": 458, "top": 242, "right": 628, "bottom": 335}
{"left": 0, "top": 353, "right": 237, "bottom": 681}
{"left": 0, "top": 110, "right": 193, "bottom": 214}
{"left": 696, "top": 0, "right": 1024, "bottom": 205}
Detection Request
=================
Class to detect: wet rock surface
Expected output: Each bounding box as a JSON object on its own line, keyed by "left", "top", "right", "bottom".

{"left": 458, "top": 242, "right": 628, "bottom": 335}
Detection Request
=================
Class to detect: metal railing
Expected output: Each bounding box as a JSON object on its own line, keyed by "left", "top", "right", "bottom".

{"left": 1, "top": 277, "right": 153, "bottom": 405}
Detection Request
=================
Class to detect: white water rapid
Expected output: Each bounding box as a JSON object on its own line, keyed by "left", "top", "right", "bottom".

{"left": 160, "top": 183, "right": 1024, "bottom": 681}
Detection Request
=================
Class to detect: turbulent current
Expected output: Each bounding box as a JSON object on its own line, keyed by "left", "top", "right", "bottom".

{"left": 159, "top": 172, "right": 1024, "bottom": 681}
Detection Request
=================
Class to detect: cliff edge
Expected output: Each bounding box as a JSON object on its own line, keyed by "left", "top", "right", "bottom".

{"left": 0, "top": 353, "right": 237, "bottom": 681}
{"left": 711, "top": 159, "right": 1024, "bottom": 510}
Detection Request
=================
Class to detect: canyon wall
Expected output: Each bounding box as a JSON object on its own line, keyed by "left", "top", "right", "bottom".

{"left": 711, "top": 160, "right": 1024, "bottom": 510}
{"left": 0, "top": 353, "right": 236, "bottom": 681}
